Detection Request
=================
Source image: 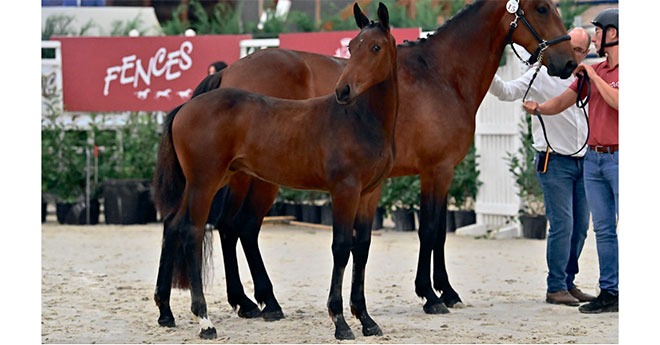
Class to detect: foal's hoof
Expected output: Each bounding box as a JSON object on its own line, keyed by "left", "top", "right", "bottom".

{"left": 157, "top": 315, "right": 175, "bottom": 327}
{"left": 238, "top": 305, "right": 262, "bottom": 319}
{"left": 363, "top": 324, "right": 383, "bottom": 337}
{"left": 423, "top": 301, "right": 450, "bottom": 314}
{"left": 335, "top": 328, "right": 356, "bottom": 340}
{"left": 199, "top": 327, "right": 217, "bottom": 339}
{"left": 262, "top": 309, "right": 285, "bottom": 322}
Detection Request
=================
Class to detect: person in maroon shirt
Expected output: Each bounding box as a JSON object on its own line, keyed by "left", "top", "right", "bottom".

{"left": 523, "top": 8, "right": 619, "bottom": 314}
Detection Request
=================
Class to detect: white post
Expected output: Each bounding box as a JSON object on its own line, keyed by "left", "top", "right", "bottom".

{"left": 457, "top": 46, "right": 526, "bottom": 238}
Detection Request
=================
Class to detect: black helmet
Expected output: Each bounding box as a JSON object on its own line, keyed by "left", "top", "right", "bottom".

{"left": 592, "top": 8, "right": 618, "bottom": 57}
{"left": 592, "top": 8, "right": 618, "bottom": 32}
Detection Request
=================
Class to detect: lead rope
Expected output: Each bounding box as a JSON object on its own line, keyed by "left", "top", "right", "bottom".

{"left": 521, "top": 50, "right": 591, "bottom": 157}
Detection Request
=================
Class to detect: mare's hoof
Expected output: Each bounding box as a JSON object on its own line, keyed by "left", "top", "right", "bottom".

{"left": 335, "top": 328, "right": 356, "bottom": 340}
{"left": 363, "top": 324, "right": 383, "bottom": 337}
{"left": 157, "top": 315, "right": 175, "bottom": 327}
{"left": 199, "top": 327, "right": 217, "bottom": 339}
{"left": 262, "top": 309, "right": 285, "bottom": 322}
{"left": 423, "top": 301, "right": 450, "bottom": 314}
{"left": 238, "top": 305, "right": 262, "bottom": 319}
{"left": 440, "top": 294, "right": 464, "bottom": 308}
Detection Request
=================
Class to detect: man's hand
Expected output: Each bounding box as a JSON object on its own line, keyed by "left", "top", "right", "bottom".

{"left": 574, "top": 63, "right": 596, "bottom": 78}
{"left": 523, "top": 100, "right": 539, "bottom": 114}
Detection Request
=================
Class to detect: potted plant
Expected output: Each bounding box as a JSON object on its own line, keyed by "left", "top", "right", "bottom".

{"left": 447, "top": 142, "right": 482, "bottom": 231}
{"left": 299, "top": 190, "right": 326, "bottom": 224}
{"left": 507, "top": 112, "right": 547, "bottom": 239}
{"left": 380, "top": 176, "right": 420, "bottom": 231}
{"left": 102, "top": 112, "right": 159, "bottom": 224}
{"left": 42, "top": 101, "right": 99, "bottom": 225}
{"left": 276, "top": 187, "right": 303, "bottom": 221}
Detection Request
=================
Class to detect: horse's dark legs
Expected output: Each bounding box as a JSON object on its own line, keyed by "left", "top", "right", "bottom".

{"left": 350, "top": 189, "right": 382, "bottom": 336}
{"left": 215, "top": 179, "right": 261, "bottom": 318}
{"left": 154, "top": 214, "right": 177, "bottom": 327}
{"left": 327, "top": 184, "right": 361, "bottom": 340}
{"left": 432, "top": 193, "right": 463, "bottom": 308}
{"left": 415, "top": 172, "right": 450, "bottom": 314}
{"left": 235, "top": 180, "right": 284, "bottom": 321}
{"left": 180, "top": 186, "right": 220, "bottom": 339}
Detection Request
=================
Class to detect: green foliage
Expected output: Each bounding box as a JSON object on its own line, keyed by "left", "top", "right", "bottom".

{"left": 559, "top": 0, "right": 591, "bottom": 30}
{"left": 110, "top": 13, "right": 146, "bottom": 36}
{"left": 379, "top": 176, "right": 421, "bottom": 216}
{"left": 507, "top": 111, "right": 544, "bottom": 216}
{"left": 448, "top": 142, "right": 482, "bottom": 210}
{"left": 161, "top": 3, "right": 190, "bottom": 35}
{"left": 114, "top": 113, "right": 160, "bottom": 179}
{"left": 42, "top": 15, "right": 95, "bottom": 58}
{"left": 212, "top": 2, "right": 243, "bottom": 34}
{"left": 287, "top": 11, "right": 316, "bottom": 32}
{"left": 41, "top": 94, "right": 87, "bottom": 203}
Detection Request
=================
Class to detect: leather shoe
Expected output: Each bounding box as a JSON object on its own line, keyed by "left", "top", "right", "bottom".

{"left": 546, "top": 290, "right": 580, "bottom": 306}
{"left": 569, "top": 287, "right": 595, "bottom": 302}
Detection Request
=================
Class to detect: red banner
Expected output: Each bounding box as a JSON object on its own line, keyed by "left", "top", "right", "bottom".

{"left": 279, "top": 28, "right": 421, "bottom": 57}
{"left": 55, "top": 35, "right": 249, "bottom": 112}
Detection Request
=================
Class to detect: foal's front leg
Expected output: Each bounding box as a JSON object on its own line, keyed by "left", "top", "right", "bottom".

{"left": 327, "top": 185, "right": 361, "bottom": 340}
{"left": 350, "top": 189, "right": 382, "bottom": 336}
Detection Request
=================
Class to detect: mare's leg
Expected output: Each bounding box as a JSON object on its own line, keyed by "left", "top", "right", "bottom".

{"left": 431, "top": 172, "right": 463, "bottom": 308}
{"left": 216, "top": 174, "right": 261, "bottom": 318}
{"left": 180, "top": 184, "right": 222, "bottom": 339}
{"left": 235, "top": 179, "right": 284, "bottom": 321}
{"left": 415, "top": 170, "right": 450, "bottom": 314}
{"left": 327, "top": 182, "right": 361, "bottom": 340}
{"left": 154, "top": 214, "right": 177, "bottom": 327}
{"left": 350, "top": 188, "right": 382, "bottom": 336}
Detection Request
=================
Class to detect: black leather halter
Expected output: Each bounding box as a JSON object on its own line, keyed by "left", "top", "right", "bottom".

{"left": 505, "top": 3, "right": 571, "bottom": 66}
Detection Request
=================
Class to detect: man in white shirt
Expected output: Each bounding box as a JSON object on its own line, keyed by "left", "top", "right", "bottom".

{"left": 489, "top": 27, "right": 594, "bottom": 306}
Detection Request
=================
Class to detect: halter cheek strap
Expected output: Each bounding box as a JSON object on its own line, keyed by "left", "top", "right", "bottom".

{"left": 505, "top": 2, "right": 571, "bottom": 66}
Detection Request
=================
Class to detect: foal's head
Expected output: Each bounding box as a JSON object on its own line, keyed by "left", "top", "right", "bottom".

{"left": 335, "top": 3, "right": 396, "bottom": 105}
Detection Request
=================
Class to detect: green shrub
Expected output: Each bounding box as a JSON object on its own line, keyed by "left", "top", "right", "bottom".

{"left": 507, "top": 111, "right": 544, "bottom": 217}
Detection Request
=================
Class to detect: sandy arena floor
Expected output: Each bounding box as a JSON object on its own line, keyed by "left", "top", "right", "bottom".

{"left": 41, "top": 220, "right": 617, "bottom": 343}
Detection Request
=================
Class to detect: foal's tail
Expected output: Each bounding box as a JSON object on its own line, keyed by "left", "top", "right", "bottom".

{"left": 153, "top": 105, "right": 185, "bottom": 218}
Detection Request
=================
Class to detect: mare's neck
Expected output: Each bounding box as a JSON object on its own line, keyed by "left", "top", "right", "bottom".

{"left": 421, "top": 1, "right": 511, "bottom": 110}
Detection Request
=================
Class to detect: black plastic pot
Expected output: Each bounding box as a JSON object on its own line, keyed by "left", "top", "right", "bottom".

{"left": 56, "top": 199, "right": 100, "bottom": 225}
{"left": 321, "top": 203, "right": 333, "bottom": 225}
{"left": 392, "top": 208, "right": 415, "bottom": 231}
{"left": 372, "top": 207, "right": 384, "bottom": 230}
{"left": 446, "top": 210, "right": 456, "bottom": 232}
{"left": 521, "top": 214, "right": 548, "bottom": 239}
{"left": 42, "top": 198, "right": 48, "bottom": 223}
{"left": 454, "top": 210, "right": 476, "bottom": 228}
{"left": 102, "top": 179, "right": 157, "bottom": 224}
{"left": 301, "top": 204, "right": 322, "bottom": 223}
{"left": 283, "top": 202, "right": 302, "bottom": 221}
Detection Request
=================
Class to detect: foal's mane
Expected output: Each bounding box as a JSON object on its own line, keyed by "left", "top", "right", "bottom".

{"left": 397, "top": 0, "right": 486, "bottom": 48}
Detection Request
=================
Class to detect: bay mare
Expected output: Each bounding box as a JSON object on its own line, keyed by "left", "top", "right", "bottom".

{"left": 188, "top": 0, "right": 577, "bottom": 323}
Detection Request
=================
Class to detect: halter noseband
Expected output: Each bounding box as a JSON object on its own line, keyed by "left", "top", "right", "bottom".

{"left": 505, "top": 0, "right": 571, "bottom": 66}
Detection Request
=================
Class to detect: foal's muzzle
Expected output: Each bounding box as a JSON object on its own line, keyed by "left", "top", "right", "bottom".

{"left": 335, "top": 85, "right": 352, "bottom": 104}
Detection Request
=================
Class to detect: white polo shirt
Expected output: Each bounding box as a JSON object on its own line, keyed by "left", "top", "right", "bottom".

{"left": 488, "top": 65, "right": 588, "bottom": 157}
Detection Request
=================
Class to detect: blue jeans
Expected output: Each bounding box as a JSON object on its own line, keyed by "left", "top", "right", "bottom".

{"left": 535, "top": 153, "right": 590, "bottom": 293}
{"left": 584, "top": 149, "right": 619, "bottom": 294}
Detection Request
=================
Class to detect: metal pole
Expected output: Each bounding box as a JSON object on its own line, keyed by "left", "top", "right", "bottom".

{"left": 85, "top": 146, "right": 91, "bottom": 224}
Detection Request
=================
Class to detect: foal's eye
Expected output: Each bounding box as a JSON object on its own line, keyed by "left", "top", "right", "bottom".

{"left": 536, "top": 6, "right": 548, "bottom": 15}
{"left": 372, "top": 45, "right": 381, "bottom": 52}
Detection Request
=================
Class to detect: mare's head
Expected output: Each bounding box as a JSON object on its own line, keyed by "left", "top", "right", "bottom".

{"left": 335, "top": 3, "right": 397, "bottom": 104}
{"left": 512, "top": 0, "right": 577, "bottom": 78}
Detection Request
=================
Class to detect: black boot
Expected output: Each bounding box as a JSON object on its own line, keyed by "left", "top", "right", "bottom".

{"left": 578, "top": 290, "right": 618, "bottom": 314}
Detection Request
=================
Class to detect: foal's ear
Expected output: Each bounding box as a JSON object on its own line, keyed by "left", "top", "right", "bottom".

{"left": 353, "top": 3, "right": 370, "bottom": 29}
{"left": 377, "top": 2, "right": 390, "bottom": 31}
